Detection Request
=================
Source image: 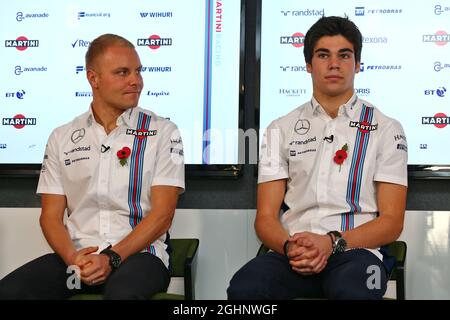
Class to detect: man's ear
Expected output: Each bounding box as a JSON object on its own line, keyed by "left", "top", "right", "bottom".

{"left": 87, "top": 69, "right": 98, "bottom": 89}
{"left": 306, "top": 63, "right": 312, "bottom": 74}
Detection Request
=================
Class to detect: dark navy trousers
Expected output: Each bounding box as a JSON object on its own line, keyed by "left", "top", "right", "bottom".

{"left": 227, "top": 249, "right": 388, "bottom": 300}
{"left": 0, "top": 252, "right": 169, "bottom": 300}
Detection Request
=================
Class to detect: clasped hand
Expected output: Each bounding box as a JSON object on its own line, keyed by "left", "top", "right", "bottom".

{"left": 286, "top": 232, "right": 332, "bottom": 275}
{"left": 68, "top": 246, "right": 112, "bottom": 286}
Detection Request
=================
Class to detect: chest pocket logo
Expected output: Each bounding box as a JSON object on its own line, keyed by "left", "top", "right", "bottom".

{"left": 294, "top": 119, "right": 310, "bottom": 135}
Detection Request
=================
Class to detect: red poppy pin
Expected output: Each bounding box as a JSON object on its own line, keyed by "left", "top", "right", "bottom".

{"left": 117, "top": 146, "right": 131, "bottom": 166}
{"left": 334, "top": 144, "right": 348, "bottom": 172}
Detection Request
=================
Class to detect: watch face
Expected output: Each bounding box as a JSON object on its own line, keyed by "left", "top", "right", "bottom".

{"left": 110, "top": 255, "right": 121, "bottom": 268}
{"left": 101, "top": 249, "right": 121, "bottom": 269}
{"left": 335, "top": 238, "right": 347, "bottom": 253}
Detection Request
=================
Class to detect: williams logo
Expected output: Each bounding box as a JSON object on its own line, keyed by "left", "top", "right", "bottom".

{"left": 126, "top": 128, "right": 157, "bottom": 138}
{"left": 5, "top": 36, "right": 39, "bottom": 51}
{"left": 137, "top": 35, "right": 172, "bottom": 50}
{"left": 280, "top": 32, "right": 305, "bottom": 47}
{"left": 349, "top": 121, "right": 378, "bottom": 132}
{"left": 2, "top": 114, "right": 36, "bottom": 129}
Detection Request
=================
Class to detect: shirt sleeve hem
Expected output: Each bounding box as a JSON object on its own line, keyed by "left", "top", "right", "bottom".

{"left": 374, "top": 174, "right": 408, "bottom": 187}
{"left": 152, "top": 178, "right": 185, "bottom": 190}
{"left": 36, "top": 186, "right": 65, "bottom": 195}
{"left": 258, "top": 173, "right": 289, "bottom": 184}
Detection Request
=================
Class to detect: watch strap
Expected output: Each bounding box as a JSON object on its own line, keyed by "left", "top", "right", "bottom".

{"left": 283, "top": 240, "right": 289, "bottom": 256}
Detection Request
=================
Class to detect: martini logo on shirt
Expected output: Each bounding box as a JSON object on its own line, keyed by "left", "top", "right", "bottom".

{"left": 349, "top": 121, "right": 378, "bottom": 133}
{"left": 126, "top": 128, "right": 157, "bottom": 138}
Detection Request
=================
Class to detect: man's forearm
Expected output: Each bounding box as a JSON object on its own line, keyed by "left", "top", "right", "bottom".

{"left": 112, "top": 210, "right": 173, "bottom": 261}
{"left": 40, "top": 217, "right": 77, "bottom": 266}
{"left": 255, "top": 213, "right": 289, "bottom": 255}
{"left": 342, "top": 214, "right": 403, "bottom": 249}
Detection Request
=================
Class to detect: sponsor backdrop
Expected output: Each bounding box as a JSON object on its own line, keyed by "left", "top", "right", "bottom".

{"left": 260, "top": 0, "right": 450, "bottom": 165}
{"left": 0, "top": 0, "right": 241, "bottom": 164}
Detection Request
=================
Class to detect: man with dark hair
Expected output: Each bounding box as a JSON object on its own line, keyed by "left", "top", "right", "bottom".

{"left": 228, "top": 16, "right": 407, "bottom": 300}
{"left": 0, "top": 34, "right": 185, "bottom": 299}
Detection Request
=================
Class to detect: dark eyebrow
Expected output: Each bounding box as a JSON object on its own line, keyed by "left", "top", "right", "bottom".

{"left": 338, "top": 48, "right": 354, "bottom": 53}
{"left": 314, "top": 48, "right": 354, "bottom": 54}
{"left": 314, "top": 48, "right": 330, "bottom": 54}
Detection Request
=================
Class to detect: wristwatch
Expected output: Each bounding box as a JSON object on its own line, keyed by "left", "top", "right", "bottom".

{"left": 100, "top": 246, "right": 121, "bottom": 269}
{"left": 327, "top": 231, "right": 347, "bottom": 254}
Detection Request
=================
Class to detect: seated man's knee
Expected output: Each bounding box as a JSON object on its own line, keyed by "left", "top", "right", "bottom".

{"left": 0, "top": 280, "right": 29, "bottom": 300}
{"left": 227, "top": 266, "right": 271, "bottom": 300}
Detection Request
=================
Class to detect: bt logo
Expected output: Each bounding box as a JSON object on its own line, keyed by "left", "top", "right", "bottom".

{"left": 5, "top": 90, "right": 26, "bottom": 99}
{"left": 424, "top": 87, "right": 447, "bottom": 97}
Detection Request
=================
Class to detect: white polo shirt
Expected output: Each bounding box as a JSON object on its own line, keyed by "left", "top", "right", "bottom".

{"left": 259, "top": 93, "right": 408, "bottom": 260}
{"left": 37, "top": 106, "right": 185, "bottom": 268}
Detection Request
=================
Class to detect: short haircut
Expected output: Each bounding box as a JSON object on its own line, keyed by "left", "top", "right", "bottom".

{"left": 85, "top": 34, "right": 135, "bottom": 69}
{"left": 303, "top": 16, "right": 362, "bottom": 65}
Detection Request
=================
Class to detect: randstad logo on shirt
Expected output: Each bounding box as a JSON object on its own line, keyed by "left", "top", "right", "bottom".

{"left": 63, "top": 145, "right": 91, "bottom": 156}
{"left": 289, "top": 136, "right": 317, "bottom": 145}
{"left": 126, "top": 129, "right": 157, "bottom": 137}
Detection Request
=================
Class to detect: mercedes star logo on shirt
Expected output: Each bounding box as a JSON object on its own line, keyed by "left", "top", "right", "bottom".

{"left": 294, "top": 119, "right": 310, "bottom": 135}
{"left": 71, "top": 128, "right": 86, "bottom": 144}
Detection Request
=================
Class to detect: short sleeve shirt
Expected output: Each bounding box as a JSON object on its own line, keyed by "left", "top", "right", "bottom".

{"left": 258, "top": 93, "right": 408, "bottom": 259}
{"left": 37, "top": 106, "right": 185, "bottom": 268}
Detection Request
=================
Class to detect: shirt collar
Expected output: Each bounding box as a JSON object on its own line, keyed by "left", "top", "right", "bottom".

{"left": 309, "top": 91, "right": 359, "bottom": 118}
{"left": 85, "top": 104, "right": 137, "bottom": 127}
{"left": 117, "top": 107, "right": 136, "bottom": 127}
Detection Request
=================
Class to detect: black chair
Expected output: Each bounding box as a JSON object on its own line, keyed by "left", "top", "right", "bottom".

{"left": 257, "top": 240, "right": 407, "bottom": 300}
